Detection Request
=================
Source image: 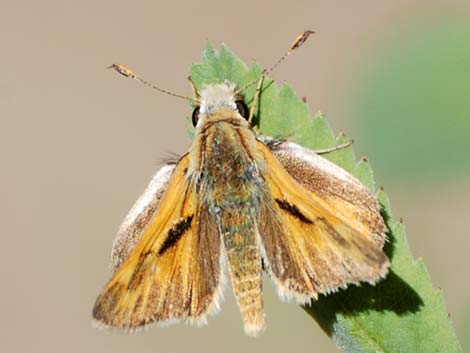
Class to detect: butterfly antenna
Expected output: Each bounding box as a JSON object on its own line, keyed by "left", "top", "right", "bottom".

{"left": 234, "top": 30, "right": 315, "bottom": 95}
{"left": 108, "top": 64, "right": 199, "bottom": 103}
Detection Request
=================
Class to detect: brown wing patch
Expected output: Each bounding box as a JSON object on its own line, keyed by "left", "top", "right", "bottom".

{"left": 256, "top": 141, "right": 389, "bottom": 303}
{"left": 93, "top": 155, "right": 222, "bottom": 329}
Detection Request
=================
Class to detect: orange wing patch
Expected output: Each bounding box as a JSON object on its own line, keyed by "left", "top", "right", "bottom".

{"left": 93, "top": 155, "right": 222, "bottom": 329}
{"left": 256, "top": 142, "right": 389, "bottom": 303}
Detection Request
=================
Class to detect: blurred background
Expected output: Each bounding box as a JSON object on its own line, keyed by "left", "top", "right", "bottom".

{"left": 1, "top": 0, "right": 469, "bottom": 352}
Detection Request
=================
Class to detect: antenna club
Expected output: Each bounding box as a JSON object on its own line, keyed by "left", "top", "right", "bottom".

{"left": 108, "top": 63, "right": 137, "bottom": 79}
{"left": 289, "top": 30, "right": 315, "bottom": 52}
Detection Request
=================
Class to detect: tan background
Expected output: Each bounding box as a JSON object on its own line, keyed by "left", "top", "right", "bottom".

{"left": 1, "top": 1, "right": 469, "bottom": 352}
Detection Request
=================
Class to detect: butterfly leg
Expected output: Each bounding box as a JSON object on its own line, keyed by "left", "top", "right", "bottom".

{"left": 187, "top": 76, "right": 200, "bottom": 99}
{"left": 313, "top": 139, "right": 354, "bottom": 155}
{"left": 248, "top": 74, "right": 265, "bottom": 125}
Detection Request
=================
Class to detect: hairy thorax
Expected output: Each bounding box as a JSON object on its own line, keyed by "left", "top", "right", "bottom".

{"left": 191, "top": 111, "right": 266, "bottom": 210}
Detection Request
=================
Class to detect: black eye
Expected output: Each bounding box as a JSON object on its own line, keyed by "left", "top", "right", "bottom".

{"left": 192, "top": 106, "right": 200, "bottom": 127}
{"left": 235, "top": 100, "right": 249, "bottom": 120}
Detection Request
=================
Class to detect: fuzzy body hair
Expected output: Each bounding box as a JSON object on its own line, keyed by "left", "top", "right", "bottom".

{"left": 199, "top": 82, "right": 237, "bottom": 114}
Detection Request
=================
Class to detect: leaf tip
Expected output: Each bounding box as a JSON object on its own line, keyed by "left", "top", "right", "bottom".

{"left": 314, "top": 110, "right": 325, "bottom": 119}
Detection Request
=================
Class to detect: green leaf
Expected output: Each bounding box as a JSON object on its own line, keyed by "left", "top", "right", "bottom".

{"left": 190, "top": 44, "right": 462, "bottom": 353}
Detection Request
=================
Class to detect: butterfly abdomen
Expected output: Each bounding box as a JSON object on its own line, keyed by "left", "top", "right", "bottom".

{"left": 219, "top": 208, "right": 265, "bottom": 336}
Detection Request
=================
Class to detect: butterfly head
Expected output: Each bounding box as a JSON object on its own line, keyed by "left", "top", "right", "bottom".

{"left": 192, "top": 81, "right": 250, "bottom": 127}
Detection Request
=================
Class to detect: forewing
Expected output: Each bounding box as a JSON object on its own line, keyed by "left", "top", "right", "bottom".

{"left": 93, "top": 155, "right": 222, "bottom": 329}
{"left": 255, "top": 141, "right": 389, "bottom": 303}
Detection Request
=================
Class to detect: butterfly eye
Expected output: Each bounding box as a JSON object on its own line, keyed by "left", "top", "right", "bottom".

{"left": 235, "top": 100, "right": 249, "bottom": 120}
{"left": 192, "top": 106, "right": 200, "bottom": 127}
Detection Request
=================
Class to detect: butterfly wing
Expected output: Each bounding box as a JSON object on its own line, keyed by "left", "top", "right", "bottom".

{"left": 93, "top": 154, "right": 222, "bottom": 329}
{"left": 255, "top": 140, "right": 389, "bottom": 303}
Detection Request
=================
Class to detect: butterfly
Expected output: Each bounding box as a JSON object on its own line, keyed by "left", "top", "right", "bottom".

{"left": 92, "top": 31, "right": 389, "bottom": 336}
